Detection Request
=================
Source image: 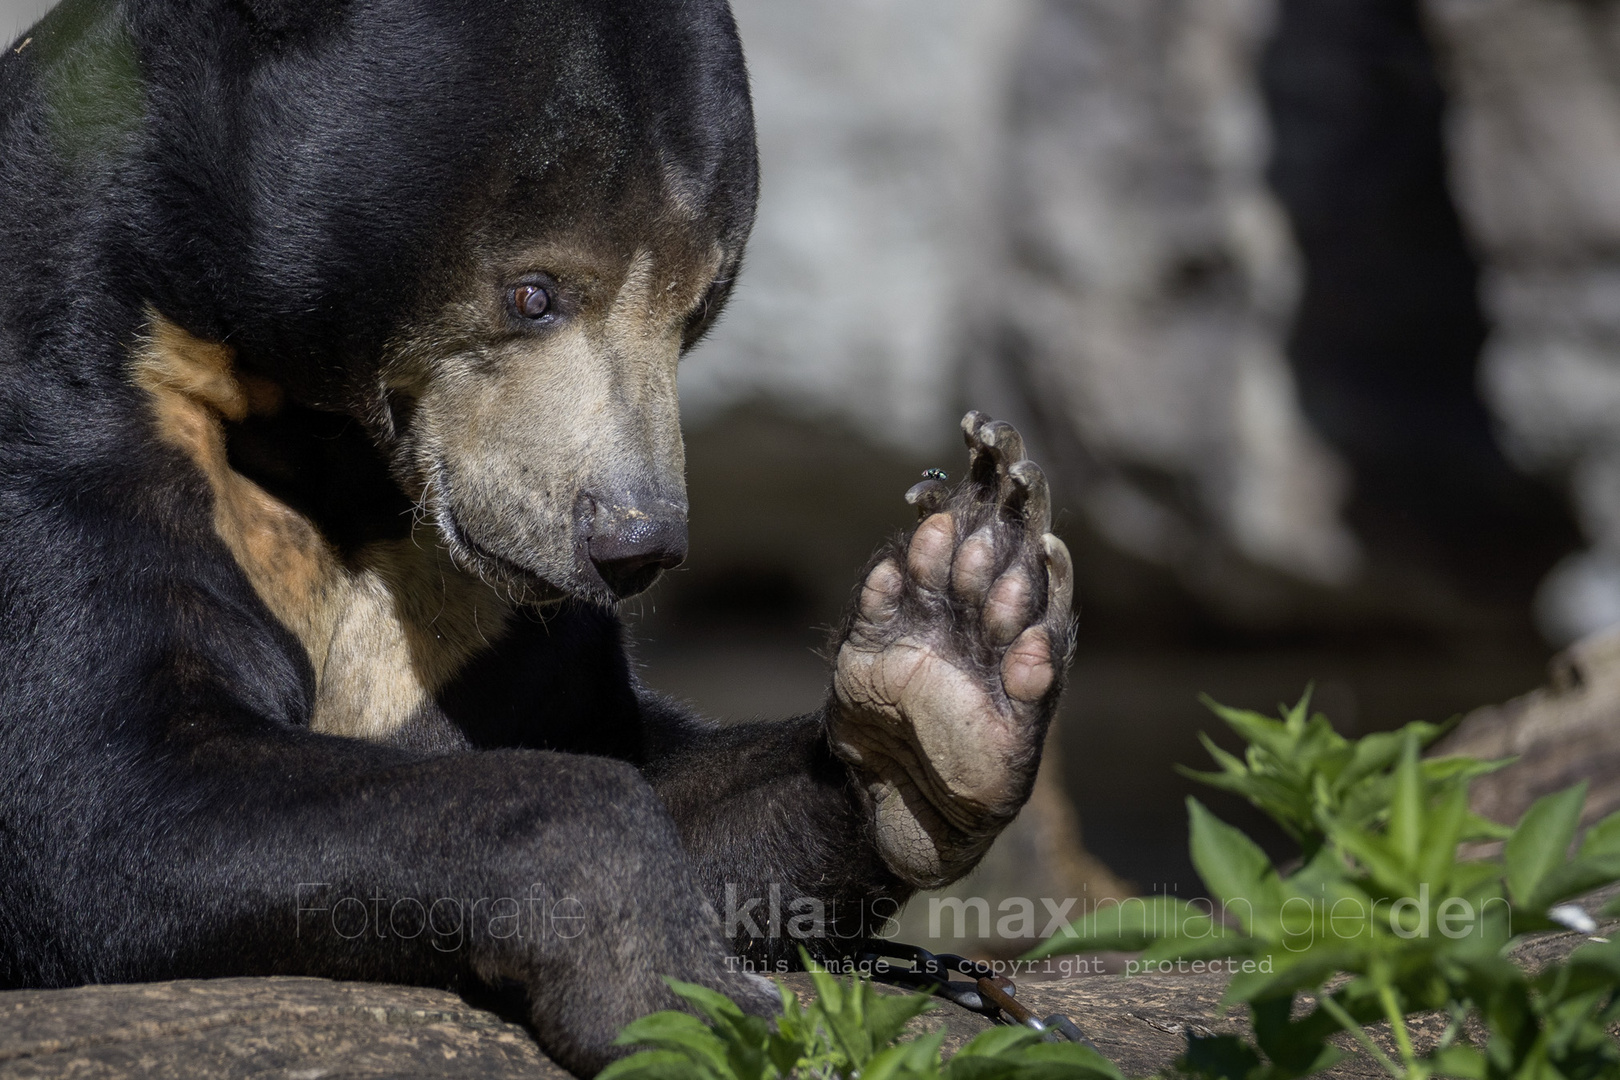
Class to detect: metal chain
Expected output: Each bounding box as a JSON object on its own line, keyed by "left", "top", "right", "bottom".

{"left": 855, "top": 941, "right": 1097, "bottom": 1049}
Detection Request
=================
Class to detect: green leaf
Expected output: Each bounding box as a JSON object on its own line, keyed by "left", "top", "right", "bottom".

{"left": 667, "top": 978, "right": 747, "bottom": 1024}
{"left": 597, "top": 1047, "right": 716, "bottom": 1080}
{"left": 1579, "top": 808, "right": 1620, "bottom": 859}
{"left": 765, "top": 1031, "right": 804, "bottom": 1079}
{"left": 1563, "top": 936, "right": 1620, "bottom": 982}
{"left": 1178, "top": 1033, "right": 1262, "bottom": 1080}
{"left": 951, "top": 1026, "right": 1045, "bottom": 1059}
{"left": 860, "top": 984, "right": 938, "bottom": 1051}
{"left": 804, "top": 957, "right": 844, "bottom": 1014}
{"left": 1422, "top": 754, "right": 1514, "bottom": 786}
{"left": 947, "top": 1028, "right": 1125, "bottom": 1080}
{"left": 1528, "top": 853, "right": 1620, "bottom": 911}
{"left": 765, "top": 982, "right": 812, "bottom": 1075}
{"left": 612, "top": 1009, "right": 719, "bottom": 1048}
{"left": 1333, "top": 730, "right": 1408, "bottom": 797}
{"left": 1282, "top": 687, "right": 1313, "bottom": 734}
{"left": 1188, "top": 798, "right": 1278, "bottom": 920}
{"left": 1388, "top": 732, "right": 1424, "bottom": 867}
{"left": 610, "top": 1011, "right": 732, "bottom": 1075}
{"left": 1448, "top": 860, "right": 1510, "bottom": 901}
{"left": 1325, "top": 820, "right": 1415, "bottom": 897}
{"left": 797, "top": 954, "right": 935, "bottom": 1072}
{"left": 996, "top": 1041, "right": 1128, "bottom": 1079}
{"left": 662, "top": 979, "right": 780, "bottom": 1080}
{"left": 1201, "top": 696, "right": 1296, "bottom": 762}
{"left": 1505, "top": 783, "right": 1587, "bottom": 907}
{"left": 1461, "top": 811, "right": 1515, "bottom": 843}
{"left": 1427, "top": 1044, "right": 1487, "bottom": 1078}
{"left": 1417, "top": 781, "right": 1470, "bottom": 891}
{"left": 862, "top": 1029, "right": 946, "bottom": 1080}
{"left": 1248, "top": 993, "right": 1347, "bottom": 1076}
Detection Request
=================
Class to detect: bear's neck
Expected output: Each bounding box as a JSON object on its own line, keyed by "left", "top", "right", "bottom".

{"left": 131, "top": 312, "right": 512, "bottom": 744}
{"left": 225, "top": 400, "right": 417, "bottom": 555}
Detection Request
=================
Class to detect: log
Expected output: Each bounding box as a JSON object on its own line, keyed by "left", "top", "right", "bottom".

{"left": 0, "top": 918, "right": 1608, "bottom": 1079}
{"left": 0, "top": 963, "right": 1518, "bottom": 1079}
{"left": 0, "top": 970, "right": 1288, "bottom": 1079}
{"left": 0, "top": 978, "right": 568, "bottom": 1079}
{"left": 7, "top": 889, "right": 1610, "bottom": 1077}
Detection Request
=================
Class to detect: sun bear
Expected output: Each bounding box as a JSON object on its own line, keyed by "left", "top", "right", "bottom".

{"left": 0, "top": 0, "right": 1076, "bottom": 1074}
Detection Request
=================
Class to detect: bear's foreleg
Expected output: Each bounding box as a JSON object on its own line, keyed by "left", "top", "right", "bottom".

{"left": 27, "top": 730, "right": 774, "bottom": 1077}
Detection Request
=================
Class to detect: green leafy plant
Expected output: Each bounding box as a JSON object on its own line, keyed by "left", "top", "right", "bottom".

{"left": 600, "top": 952, "right": 1125, "bottom": 1080}
{"left": 606, "top": 692, "right": 1620, "bottom": 1080}
{"left": 1032, "top": 692, "right": 1620, "bottom": 1080}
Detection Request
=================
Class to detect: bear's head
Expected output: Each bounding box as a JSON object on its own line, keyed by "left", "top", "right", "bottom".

{"left": 128, "top": 0, "right": 758, "bottom": 607}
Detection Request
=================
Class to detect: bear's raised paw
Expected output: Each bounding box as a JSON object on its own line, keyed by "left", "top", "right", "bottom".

{"left": 830, "top": 411, "right": 1076, "bottom": 888}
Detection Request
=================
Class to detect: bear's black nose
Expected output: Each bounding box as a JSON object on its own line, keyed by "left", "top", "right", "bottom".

{"left": 585, "top": 503, "right": 688, "bottom": 599}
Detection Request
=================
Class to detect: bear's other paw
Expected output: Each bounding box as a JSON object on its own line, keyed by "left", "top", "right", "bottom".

{"left": 830, "top": 412, "right": 1076, "bottom": 889}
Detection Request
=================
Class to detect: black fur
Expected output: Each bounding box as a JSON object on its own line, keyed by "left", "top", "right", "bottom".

{"left": 0, "top": 2, "right": 908, "bottom": 1075}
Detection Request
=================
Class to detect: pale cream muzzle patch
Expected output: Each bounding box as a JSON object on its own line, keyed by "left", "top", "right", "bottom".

{"left": 131, "top": 313, "right": 511, "bottom": 741}
{"left": 391, "top": 247, "right": 705, "bottom": 600}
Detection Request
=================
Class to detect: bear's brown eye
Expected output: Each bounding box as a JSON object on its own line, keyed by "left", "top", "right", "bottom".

{"left": 510, "top": 283, "right": 550, "bottom": 320}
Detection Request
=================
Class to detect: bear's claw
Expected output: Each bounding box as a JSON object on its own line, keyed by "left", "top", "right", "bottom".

{"left": 904, "top": 476, "right": 951, "bottom": 517}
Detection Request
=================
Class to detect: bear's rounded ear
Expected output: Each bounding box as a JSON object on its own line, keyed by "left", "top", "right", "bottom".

{"left": 232, "top": 0, "right": 349, "bottom": 42}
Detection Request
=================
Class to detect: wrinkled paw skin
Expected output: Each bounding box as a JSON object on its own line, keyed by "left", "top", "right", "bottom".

{"left": 830, "top": 411, "right": 1077, "bottom": 889}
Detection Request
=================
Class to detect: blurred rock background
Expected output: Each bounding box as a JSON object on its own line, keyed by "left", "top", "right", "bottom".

{"left": 1424, "top": 0, "right": 1620, "bottom": 646}
{"left": 8, "top": 0, "right": 1618, "bottom": 958}
{"left": 630, "top": 0, "right": 1599, "bottom": 954}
